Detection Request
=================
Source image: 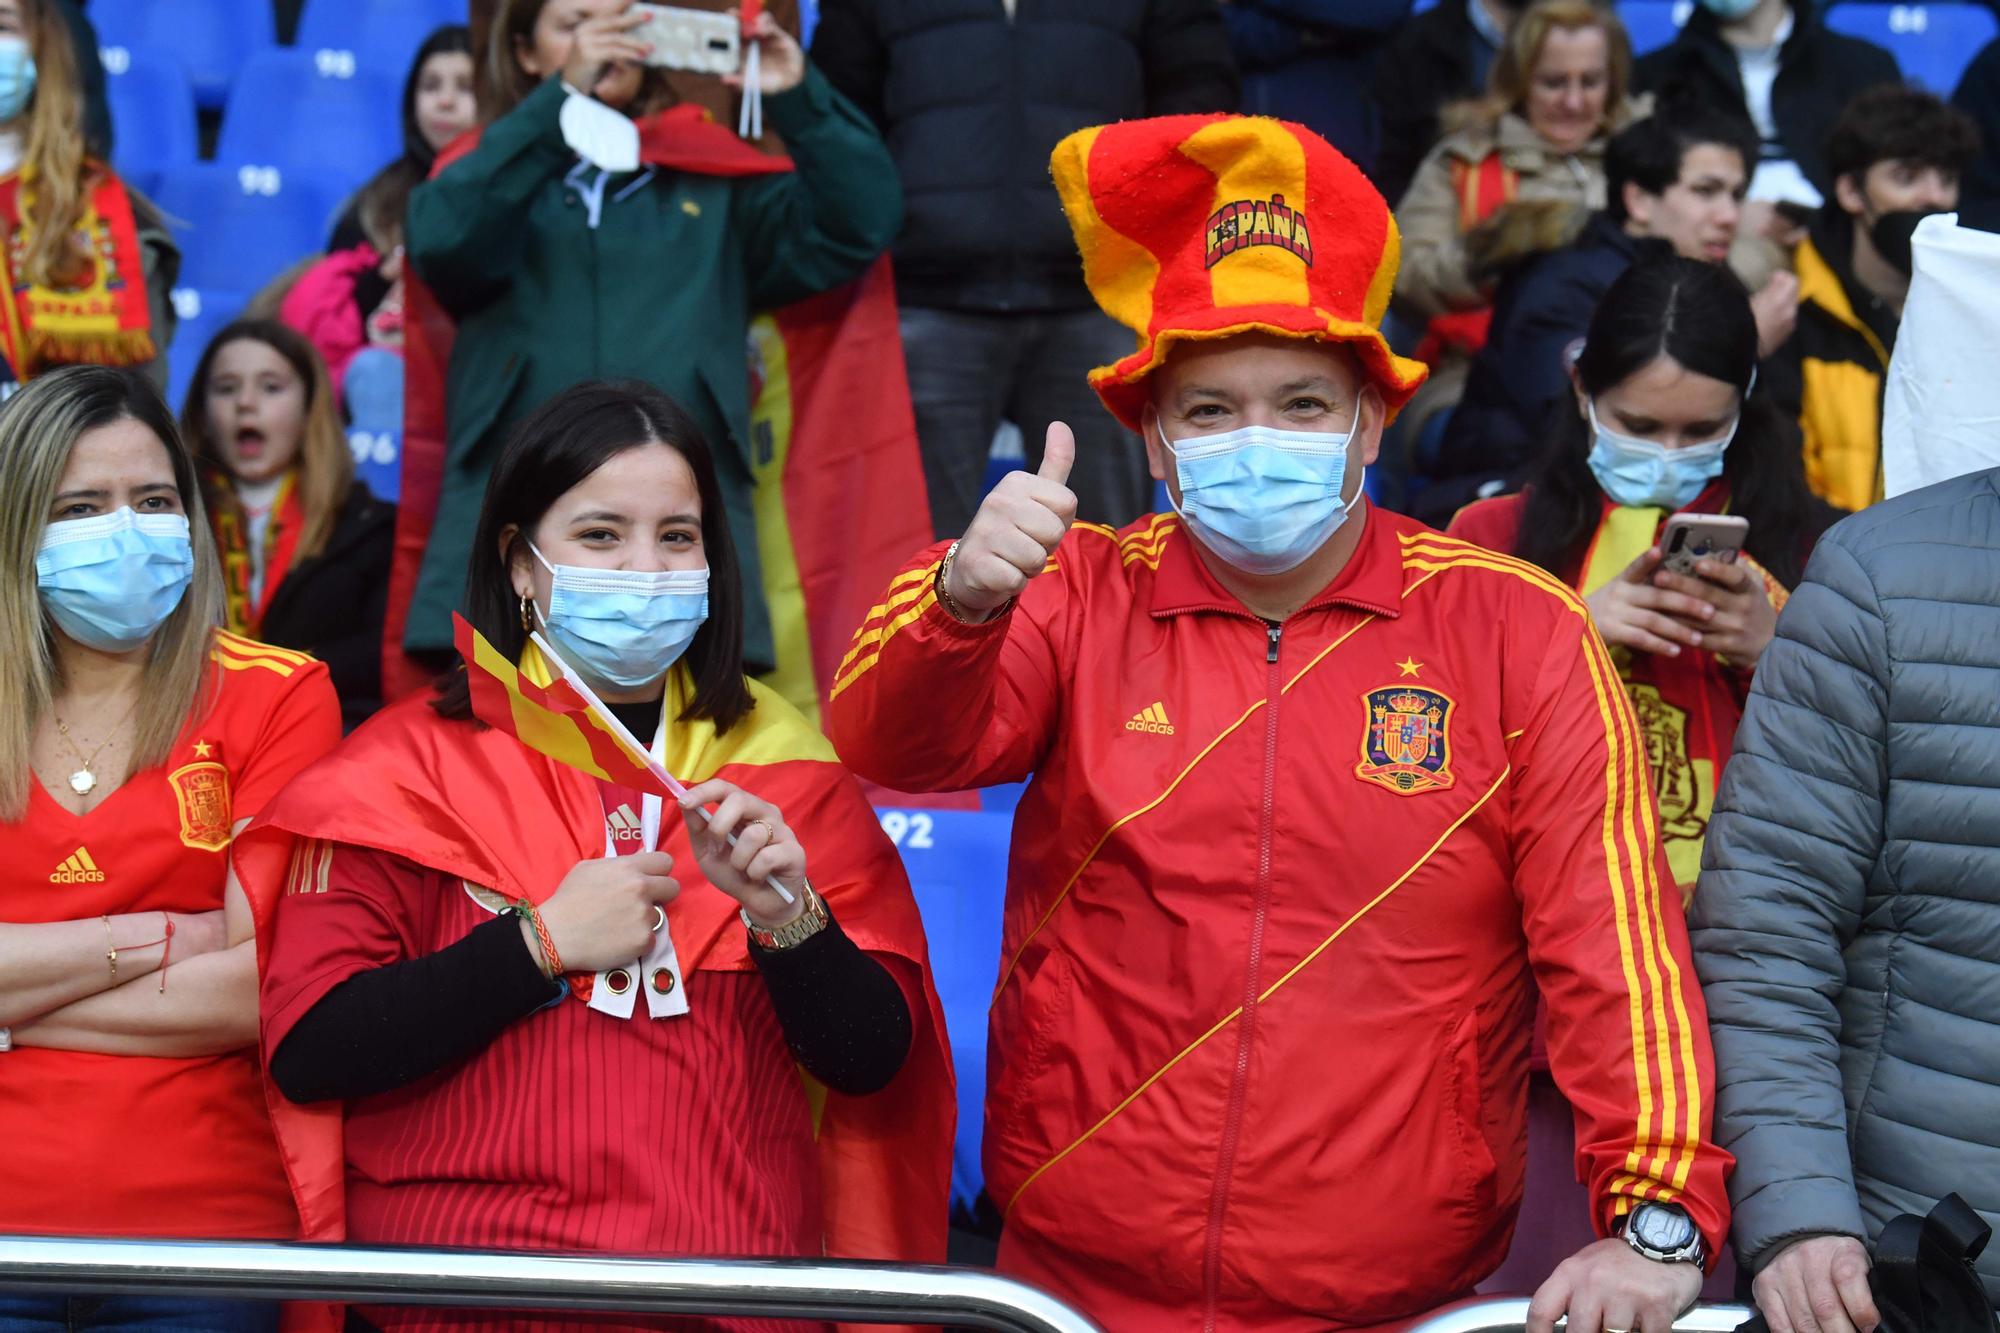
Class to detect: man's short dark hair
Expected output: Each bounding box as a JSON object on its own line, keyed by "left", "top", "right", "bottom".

{"left": 1825, "top": 83, "right": 1982, "bottom": 186}
{"left": 1605, "top": 109, "right": 1758, "bottom": 223}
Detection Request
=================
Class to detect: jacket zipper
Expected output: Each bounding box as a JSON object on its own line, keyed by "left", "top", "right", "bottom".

{"left": 1200, "top": 620, "right": 1285, "bottom": 1330}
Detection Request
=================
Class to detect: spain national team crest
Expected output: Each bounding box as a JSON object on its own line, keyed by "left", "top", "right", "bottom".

{"left": 168, "top": 761, "right": 233, "bottom": 851}
{"left": 1356, "top": 686, "right": 1457, "bottom": 796}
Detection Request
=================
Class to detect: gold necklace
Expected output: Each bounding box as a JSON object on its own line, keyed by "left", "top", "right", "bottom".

{"left": 53, "top": 704, "right": 136, "bottom": 797}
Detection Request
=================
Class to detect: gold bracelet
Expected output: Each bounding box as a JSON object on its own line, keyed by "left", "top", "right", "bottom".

{"left": 935, "top": 541, "right": 972, "bottom": 623}
{"left": 101, "top": 914, "right": 117, "bottom": 984}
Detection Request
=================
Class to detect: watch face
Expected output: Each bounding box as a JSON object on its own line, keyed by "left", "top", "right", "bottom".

{"left": 1633, "top": 1205, "right": 1699, "bottom": 1254}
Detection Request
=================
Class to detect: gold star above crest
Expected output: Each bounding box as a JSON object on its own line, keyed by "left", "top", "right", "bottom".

{"left": 192, "top": 740, "right": 213, "bottom": 758}
{"left": 1396, "top": 657, "right": 1423, "bottom": 678}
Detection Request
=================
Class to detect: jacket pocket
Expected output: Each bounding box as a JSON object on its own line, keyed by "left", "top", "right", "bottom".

{"left": 1444, "top": 1009, "right": 1502, "bottom": 1220}
{"left": 990, "top": 943, "right": 1077, "bottom": 1151}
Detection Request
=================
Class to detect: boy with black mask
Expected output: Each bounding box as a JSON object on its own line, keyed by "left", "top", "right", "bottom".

{"left": 1765, "top": 83, "right": 1980, "bottom": 512}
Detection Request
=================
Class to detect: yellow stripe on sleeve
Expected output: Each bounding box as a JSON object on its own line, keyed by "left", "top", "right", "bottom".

{"left": 828, "top": 589, "right": 939, "bottom": 702}
{"left": 836, "top": 568, "right": 943, "bottom": 676}
{"left": 1399, "top": 540, "right": 1689, "bottom": 1195}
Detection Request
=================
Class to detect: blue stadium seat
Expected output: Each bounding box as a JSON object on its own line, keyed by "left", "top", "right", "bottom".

{"left": 1620, "top": 0, "right": 1693, "bottom": 56}
{"left": 99, "top": 46, "right": 197, "bottom": 198}
{"left": 154, "top": 163, "right": 345, "bottom": 294}
{"left": 216, "top": 49, "right": 403, "bottom": 186}
{"left": 90, "top": 0, "right": 276, "bottom": 111}
{"left": 1823, "top": 2, "right": 1998, "bottom": 94}
{"left": 294, "top": 0, "right": 466, "bottom": 83}
{"left": 165, "top": 286, "right": 248, "bottom": 418}
{"left": 344, "top": 347, "right": 405, "bottom": 503}
{"left": 880, "top": 805, "right": 1011, "bottom": 1217}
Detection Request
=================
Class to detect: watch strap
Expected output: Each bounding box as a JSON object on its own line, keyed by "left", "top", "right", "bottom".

{"left": 743, "top": 881, "right": 828, "bottom": 951}
{"left": 1623, "top": 1203, "right": 1706, "bottom": 1266}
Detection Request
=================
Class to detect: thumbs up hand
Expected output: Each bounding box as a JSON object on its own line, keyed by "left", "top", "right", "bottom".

{"left": 942, "top": 422, "right": 1079, "bottom": 622}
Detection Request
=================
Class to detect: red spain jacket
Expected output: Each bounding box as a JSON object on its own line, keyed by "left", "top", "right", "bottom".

{"left": 827, "top": 504, "right": 1733, "bottom": 1333}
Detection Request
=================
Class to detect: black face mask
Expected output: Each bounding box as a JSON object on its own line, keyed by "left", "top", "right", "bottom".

{"left": 1867, "top": 210, "right": 1941, "bottom": 276}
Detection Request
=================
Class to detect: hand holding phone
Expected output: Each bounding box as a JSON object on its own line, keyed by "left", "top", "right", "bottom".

{"left": 1658, "top": 513, "right": 1748, "bottom": 577}
{"left": 562, "top": 5, "right": 652, "bottom": 96}
{"left": 1650, "top": 514, "right": 1779, "bottom": 670}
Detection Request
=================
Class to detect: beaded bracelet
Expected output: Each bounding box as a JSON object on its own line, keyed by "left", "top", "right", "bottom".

{"left": 509, "top": 899, "right": 565, "bottom": 979}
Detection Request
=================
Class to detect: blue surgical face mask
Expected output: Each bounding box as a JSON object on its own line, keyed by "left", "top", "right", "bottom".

{"left": 0, "top": 38, "right": 38, "bottom": 121}
{"left": 1585, "top": 400, "right": 1738, "bottom": 511}
{"left": 37, "top": 507, "right": 194, "bottom": 653}
{"left": 531, "top": 544, "right": 709, "bottom": 690}
{"left": 1158, "top": 402, "right": 1363, "bottom": 576}
{"left": 1697, "top": 0, "right": 1764, "bottom": 19}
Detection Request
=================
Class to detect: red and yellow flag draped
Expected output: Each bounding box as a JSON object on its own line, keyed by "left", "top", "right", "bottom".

{"left": 452, "top": 613, "right": 672, "bottom": 796}
{"left": 236, "top": 672, "right": 957, "bottom": 1324}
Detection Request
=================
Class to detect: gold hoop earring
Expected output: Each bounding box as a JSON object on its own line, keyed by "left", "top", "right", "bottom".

{"left": 519, "top": 595, "right": 534, "bottom": 631}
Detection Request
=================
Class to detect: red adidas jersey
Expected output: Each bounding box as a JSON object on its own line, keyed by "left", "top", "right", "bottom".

{"left": 828, "top": 506, "right": 1734, "bottom": 1332}
{"left": 263, "top": 842, "right": 825, "bottom": 1333}
{"left": 0, "top": 630, "right": 341, "bottom": 1238}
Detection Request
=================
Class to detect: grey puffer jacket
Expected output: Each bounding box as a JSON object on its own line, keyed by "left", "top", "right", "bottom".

{"left": 1691, "top": 467, "right": 2000, "bottom": 1304}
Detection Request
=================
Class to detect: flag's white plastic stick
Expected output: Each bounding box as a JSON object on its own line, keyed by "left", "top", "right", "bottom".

{"left": 531, "top": 631, "right": 796, "bottom": 906}
{"left": 737, "top": 44, "right": 762, "bottom": 140}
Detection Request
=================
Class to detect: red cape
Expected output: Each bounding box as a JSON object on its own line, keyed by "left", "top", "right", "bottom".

{"left": 235, "top": 679, "right": 955, "bottom": 1318}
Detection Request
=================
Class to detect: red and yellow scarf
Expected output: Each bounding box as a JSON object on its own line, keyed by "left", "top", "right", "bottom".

{"left": 1574, "top": 485, "right": 1789, "bottom": 898}
{"left": 0, "top": 167, "right": 154, "bottom": 377}
{"left": 210, "top": 471, "right": 305, "bottom": 637}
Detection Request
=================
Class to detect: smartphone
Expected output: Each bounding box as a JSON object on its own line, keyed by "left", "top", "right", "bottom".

{"left": 629, "top": 3, "right": 741, "bottom": 75}
{"left": 1660, "top": 513, "right": 1749, "bottom": 577}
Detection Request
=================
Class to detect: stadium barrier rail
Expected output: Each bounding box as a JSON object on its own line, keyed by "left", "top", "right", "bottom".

{"left": 0, "top": 1236, "right": 1100, "bottom": 1332}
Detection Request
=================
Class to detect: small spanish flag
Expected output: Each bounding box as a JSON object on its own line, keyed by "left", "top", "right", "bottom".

{"left": 453, "top": 612, "right": 671, "bottom": 798}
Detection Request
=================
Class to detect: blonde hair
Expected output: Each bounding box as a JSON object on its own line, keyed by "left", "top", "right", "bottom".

{"left": 182, "top": 320, "right": 354, "bottom": 564}
{"left": 0, "top": 367, "right": 224, "bottom": 822}
{"left": 1471, "top": 0, "right": 1631, "bottom": 137}
{"left": 483, "top": 0, "right": 674, "bottom": 120}
{"left": 14, "top": 0, "right": 95, "bottom": 289}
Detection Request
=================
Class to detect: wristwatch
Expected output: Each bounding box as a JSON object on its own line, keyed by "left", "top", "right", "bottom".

{"left": 1624, "top": 1202, "right": 1706, "bottom": 1267}
{"left": 742, "top": 880, "right": 829, "bottom": 951}
{"left": 0, "top": 1026, "right": 10, "bottom": 1052}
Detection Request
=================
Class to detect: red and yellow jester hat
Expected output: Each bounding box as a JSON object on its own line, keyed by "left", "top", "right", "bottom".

{"left": 1052, "top": 114, "right": 1429, "bottom": 431}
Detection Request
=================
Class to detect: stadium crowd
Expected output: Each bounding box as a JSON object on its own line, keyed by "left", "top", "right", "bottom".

{"left": 1, "top": 0, "right": 1999, "bottom": 1331}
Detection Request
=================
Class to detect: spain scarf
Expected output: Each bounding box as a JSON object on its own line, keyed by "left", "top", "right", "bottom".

{"left": 209, "top": 471, "right": 305, "bottom": 637}
{"left": 0, "top": 167, "right": 154, "bottom": 376}
{"left": 1574, "top": 484, "right": 1790, "bottom": 896}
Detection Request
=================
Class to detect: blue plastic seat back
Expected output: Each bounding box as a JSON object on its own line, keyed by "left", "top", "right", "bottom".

{"left": 90, "top": 0, "right": 276, "bottom": 110}
{"left": 216, "top": 48, "right": 403, "bottom": 186}
{"left": 100, "top": 46, "right": 198, "bottom": 198}
{"left": 344, "top": 347, "right": 405, "bottom": 503}
{"left": 154, "top": 162, "right": 346, "bottom": 294}
{"left": 164, "top": 285, "right": 248, "bottom": 418}
{"left": 1619, "top": 0, "right": 1695, "bottom": 56}
{"left": 1823, "top": 3, "right": 1995, "bottom": 94}
{"left": 294, "top": 0, "right": 467, "bottom": 85}
{"left": 879, "top": 805, "right": 1011, "bottom": 1214}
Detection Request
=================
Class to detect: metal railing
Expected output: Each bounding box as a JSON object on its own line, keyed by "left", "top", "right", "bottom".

{"left": 1406, "top": 1296, "right": 1757, "bottom": 1333}
{"left": 0, "top": 1237, "right": 1101, "bottom": 1333}
{"left": 0, "top": 1240, "right": 1761, "bottom": 1333}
